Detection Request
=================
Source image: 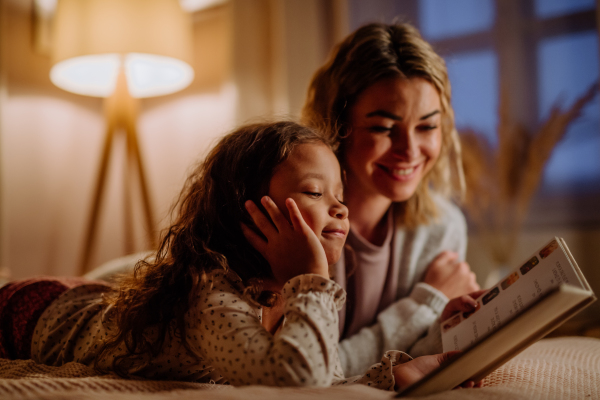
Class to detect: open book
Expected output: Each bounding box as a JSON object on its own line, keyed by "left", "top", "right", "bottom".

{"left": 398, "top": 237, "right": 596, "bottom": 397}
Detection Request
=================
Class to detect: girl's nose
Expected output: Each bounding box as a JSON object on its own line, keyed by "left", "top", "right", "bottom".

{"left": 331, "top": 201, "right": 349, "bottom": 219}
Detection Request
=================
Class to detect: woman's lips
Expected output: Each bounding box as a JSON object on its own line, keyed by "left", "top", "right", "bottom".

{"left": 377, "top": 163, "right": 420, "bottom": 181}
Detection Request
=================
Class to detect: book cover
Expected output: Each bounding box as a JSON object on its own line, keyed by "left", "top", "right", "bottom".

{"left": 398, "top": 237, "right": 596, "bottom": 397}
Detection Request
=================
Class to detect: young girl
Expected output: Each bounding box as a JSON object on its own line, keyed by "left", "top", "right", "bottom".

{"left": 1, "top": 121, "right": 464, "bottom": 390}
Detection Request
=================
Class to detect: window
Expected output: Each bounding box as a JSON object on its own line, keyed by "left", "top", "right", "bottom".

{"left": 419, "top": 0, "right": 495, "bottom": 39}
{"left": 349, "top": 0, "right": 600, "bottom": 226}
{"left": 446, "top": 50, "right": 499, "bottom": 146}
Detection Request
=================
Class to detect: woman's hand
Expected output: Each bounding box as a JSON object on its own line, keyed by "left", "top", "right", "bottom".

{"left": 441, "top": 290, "right": 486, "bottom": 321}
{"left": 423, "top": 251, "right": 480, "bottom": 299}
{"left": 393, "top": 352, "right": 482, "bottom": 392}
{"left": 242, "top": 196, "right": 329, "bottom": 286}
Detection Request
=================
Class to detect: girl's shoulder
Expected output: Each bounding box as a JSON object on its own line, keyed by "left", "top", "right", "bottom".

{"left": 195, "top": 268, "right": 244, "bottom": 298}
{"left": 190, "top": 268, "right": 260, "bottom": 315}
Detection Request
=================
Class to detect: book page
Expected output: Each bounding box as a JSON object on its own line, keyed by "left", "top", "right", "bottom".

{"left": 442, "top": 238, "right": 585, "bottom": 352}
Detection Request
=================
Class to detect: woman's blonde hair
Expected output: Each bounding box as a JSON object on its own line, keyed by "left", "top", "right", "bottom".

{"left": 302, "top": 22, "right": 465, "bottom": 228}
{"left": 97, "top": 121, "right": 329, "bottom": 376}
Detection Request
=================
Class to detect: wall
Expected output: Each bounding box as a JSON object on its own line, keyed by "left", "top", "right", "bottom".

{"left": 0, "top": 0, "right": 344, "bottom": 278}
{"left": 1, "top": 0, "right": 237, "bottom": 278}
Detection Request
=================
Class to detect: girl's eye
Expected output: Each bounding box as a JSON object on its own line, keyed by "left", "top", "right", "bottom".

{"left": 368, "top": 125, "right": 392, "bottom": 134}
{"left": 303, "top": 192, "right": 322, "bottom": 198}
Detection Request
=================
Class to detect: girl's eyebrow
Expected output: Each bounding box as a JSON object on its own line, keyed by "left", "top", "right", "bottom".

{"left": 301, "top": 173, "right": 325, "bottom": 180}
{"left": 365, "top": 109, "right": 440, "bottom": 120}
{"left": 366, "top": 110, "right": 400, "bottom": 120}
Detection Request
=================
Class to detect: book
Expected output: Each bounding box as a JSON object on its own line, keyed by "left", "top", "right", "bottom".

{"left": 398, "top": 237, "right": 596, "bottom": 397}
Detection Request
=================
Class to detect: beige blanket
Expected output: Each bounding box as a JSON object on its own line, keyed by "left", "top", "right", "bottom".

{"left": 1, "top": 337, "right": 598, "bottom": 400}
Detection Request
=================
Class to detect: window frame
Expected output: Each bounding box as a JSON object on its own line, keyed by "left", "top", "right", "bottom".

{"left": 348, "top": 0, "right": 600, "bottom": 228}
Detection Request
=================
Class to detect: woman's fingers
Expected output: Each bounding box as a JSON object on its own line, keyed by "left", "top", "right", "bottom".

{"left": 245, "top": 200, "right": 278, "bottom": 238}
{"left": 431, "top": 250, "right": 459, "bottom": 266}
{"left": 240, "top": 223, "right": 267, "bottom": 256}
{"left": 469, "top": 289, "right": 487, "bottom": 300}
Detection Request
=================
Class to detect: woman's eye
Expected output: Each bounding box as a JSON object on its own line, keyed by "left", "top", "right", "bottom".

{"left": 418, "top": 124, "right": 438, "bottom": 132}
{"left": 303, "top": 192, "right": 322, "bottom": 198}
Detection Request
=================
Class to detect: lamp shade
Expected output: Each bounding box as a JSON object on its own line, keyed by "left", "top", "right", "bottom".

{"left": 50, "top": 0, "right": 194, "bottom": 98}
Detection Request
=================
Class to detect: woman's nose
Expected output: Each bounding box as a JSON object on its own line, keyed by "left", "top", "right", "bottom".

{"left": 391, "top": 128, "right": 418, "bottom": 159}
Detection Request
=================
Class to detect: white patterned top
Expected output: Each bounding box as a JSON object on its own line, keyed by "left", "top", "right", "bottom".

{"left": 32, "top": 270, "right": 410, "bottom": 389}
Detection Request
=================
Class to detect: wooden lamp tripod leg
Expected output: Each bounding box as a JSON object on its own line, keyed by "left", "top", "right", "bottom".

{"left": 78, "top": 123, "right": 116, "bottom": 276}
{"left": 125, "top": 121, "right": 156, "bottom": 250}
{"left": 78, "top": 67, "right": 157, "bottom": 276}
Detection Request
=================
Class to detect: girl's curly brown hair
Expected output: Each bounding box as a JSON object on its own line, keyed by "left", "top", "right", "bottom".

{"left": 96, "top": 121, "right": 329, "bottom": 376}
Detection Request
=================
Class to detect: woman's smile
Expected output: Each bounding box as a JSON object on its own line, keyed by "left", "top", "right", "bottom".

{"left": 377, "top": 163, "right": 422, "bottom": 181}
{"left": 345, "top": 77, "right": 443, "bottom": 205}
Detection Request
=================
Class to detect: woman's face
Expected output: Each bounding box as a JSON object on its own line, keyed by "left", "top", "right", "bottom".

{"left": 345, "top": 77, "right": 443, "bottom": 203}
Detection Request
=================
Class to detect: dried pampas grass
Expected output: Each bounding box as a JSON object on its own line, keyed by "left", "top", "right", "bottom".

{"left": 460, "top": 83, "right": 597, "bottom": 265}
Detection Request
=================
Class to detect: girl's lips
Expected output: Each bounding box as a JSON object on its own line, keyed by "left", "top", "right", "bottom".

{"left": 322, "top": 229, "right": 347, "bottom": 238}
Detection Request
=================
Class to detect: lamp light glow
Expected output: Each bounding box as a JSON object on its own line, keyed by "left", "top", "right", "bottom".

{"left": 51, "top": 0, "right": 194, "bottom": 98}
{"left": 49, "top": 53, "right": 195, "bottom": 98}
{"left": 50, "top": 54, "right": 121, "bottom": 97}
{"left": 49, "top": 0, "right": 197, "bottom": 272}
{"left": 125, "top": 53, "right": 195, "bottom": 98}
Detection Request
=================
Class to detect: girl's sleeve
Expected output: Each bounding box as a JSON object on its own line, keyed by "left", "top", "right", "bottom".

{"left": 190, "top": 272, "right": 345, "bottom": 387}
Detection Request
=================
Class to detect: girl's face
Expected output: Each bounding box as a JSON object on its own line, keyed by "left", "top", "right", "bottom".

{"left": 268, "top": 142, "right": 349, "bottom": 265}
{"left": 344, "top": 77, "right": 443, "bottom": 203}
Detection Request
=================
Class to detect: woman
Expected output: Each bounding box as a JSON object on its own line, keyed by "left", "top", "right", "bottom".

{"left": 302, "top": 22, "right": 480, "bottom": 377}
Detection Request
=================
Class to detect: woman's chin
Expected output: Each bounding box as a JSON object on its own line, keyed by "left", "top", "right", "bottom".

{"left": 379, "top": 186, "right": 419, "bottom": 203}
{"left": 372, "top": 176, "right": 421, "bottom": 203}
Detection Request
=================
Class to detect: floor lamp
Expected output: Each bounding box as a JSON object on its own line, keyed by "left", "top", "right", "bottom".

{"left": 49, "top": 0, "right": 195, "bottom": 275}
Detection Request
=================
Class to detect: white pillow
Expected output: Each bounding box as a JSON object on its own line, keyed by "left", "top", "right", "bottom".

{"left": 84, "top": 251, "right": 155, "bottom": 282}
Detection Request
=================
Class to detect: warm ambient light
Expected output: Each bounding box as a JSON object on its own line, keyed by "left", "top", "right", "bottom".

{"left": 51, "top": 0, "right": 194, "bottom": 98}
{"left": 50, "top": 53, "right": 195, "bottom": 98}
{"left": 48, "top": 0, "right": 196, "bottom": 273}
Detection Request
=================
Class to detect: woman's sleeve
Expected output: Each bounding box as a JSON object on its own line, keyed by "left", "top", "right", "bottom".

{"left": 337, "top": 199, "right": 467, "bottom": 376}
{"left": 191, "top": 273, "right": 345, "bottom": 387}
{"left": 332, "top": 350, "right": 413, "bottom": 391}
{"left": 337, "top": 285, "right": 446, "bottom": 377}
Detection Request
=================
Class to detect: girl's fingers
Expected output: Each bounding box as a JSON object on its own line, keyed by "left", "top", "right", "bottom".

{"left": 261, "top": 196, "right": 292, "bottom": 232}
{"left": 285, "top": 198, "right": 309, "bottom": 233}
{"left": 245, "top": 200, "right": 277, "bottom": 238}
{"left": 240, "top": 223, "right": 267, "bottom": 256}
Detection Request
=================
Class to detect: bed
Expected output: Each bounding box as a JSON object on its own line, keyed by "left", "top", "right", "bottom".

{"left": 1, "top": 336, "right": 599, "bottom": 400}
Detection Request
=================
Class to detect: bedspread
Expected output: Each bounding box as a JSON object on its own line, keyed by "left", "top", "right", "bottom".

{"left": 0, "top": 337, "right": 598, "bottom": 400}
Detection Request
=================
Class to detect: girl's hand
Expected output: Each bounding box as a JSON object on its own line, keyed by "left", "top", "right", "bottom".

{"left": 242, "top": 196, "right": 329, "bottom": 286}
{"left": 393, "top": 352, "right": 482, "bottom": 392}
{"left": 423, "top": 251, "right": 480, "bottom": 299}
{"left": 441, "top": 289, "right": 486, "bottom": 321}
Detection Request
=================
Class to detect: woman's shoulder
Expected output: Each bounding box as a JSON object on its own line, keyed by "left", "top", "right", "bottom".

{"left": 430, "top": 192, "right": 466, "bottom": 226}
{"left": 392, "top": 193, "right": 465, "bottom": 230}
